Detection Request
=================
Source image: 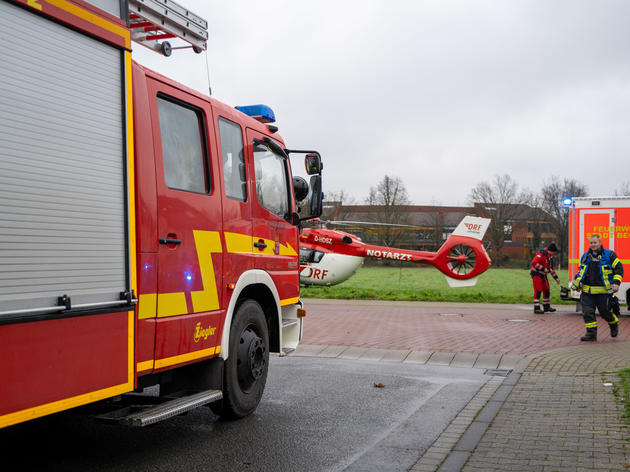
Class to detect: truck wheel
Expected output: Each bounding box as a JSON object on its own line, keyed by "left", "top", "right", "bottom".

{"left": 211, "top": 300, "right": 269, "bottom": 419}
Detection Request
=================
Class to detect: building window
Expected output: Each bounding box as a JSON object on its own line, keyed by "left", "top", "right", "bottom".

{"left": 504, "top": 223, "right": 513, "bottom": 242}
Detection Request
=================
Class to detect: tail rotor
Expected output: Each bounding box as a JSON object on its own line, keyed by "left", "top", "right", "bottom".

{"left": 446, "top": 244, "right": 477, "bottom": 275}
{"left": 434, "top": 217, "right": 492, "bottom": 286}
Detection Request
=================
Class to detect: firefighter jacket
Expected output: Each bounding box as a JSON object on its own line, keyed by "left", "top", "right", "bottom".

{"left": 530, "top": 249, "right": 559, "bottom": 282}
{"left": 570, "top": 248, "right": 623, "bottom": 294}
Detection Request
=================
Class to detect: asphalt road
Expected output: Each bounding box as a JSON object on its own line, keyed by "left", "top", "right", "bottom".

{"left": 1, "top": 356, "right": 488, "bottom": 472}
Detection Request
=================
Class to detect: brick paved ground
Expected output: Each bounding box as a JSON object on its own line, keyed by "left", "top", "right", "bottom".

{"left": 450, "top": 342, "right": 630, "bottom": 472}
{"left": 298, "top": 300, "right": 630, "bottom": 471}
{"left": 302, "top": 299, "right": 630, "bottom": 355}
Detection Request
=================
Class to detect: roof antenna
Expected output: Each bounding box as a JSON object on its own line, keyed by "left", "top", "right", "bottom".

{"left": 204, "top": 49, "right": 212, "bottom": 96}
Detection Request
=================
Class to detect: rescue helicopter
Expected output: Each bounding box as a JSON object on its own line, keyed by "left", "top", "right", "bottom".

{"left": 289, "top": 156, "right": 491, "bottom": 289}
{"left": 298, "top": 216, "right": 492, "bottom": 288}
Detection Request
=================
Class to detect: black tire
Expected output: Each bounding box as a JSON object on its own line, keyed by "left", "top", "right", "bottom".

{"left": 210, "top": 300, "right": 269, "bottom": 419}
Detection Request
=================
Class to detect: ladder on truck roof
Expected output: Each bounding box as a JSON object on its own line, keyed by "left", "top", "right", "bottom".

{"left": 128, "top": 0, "right": 208, "bottom": 56}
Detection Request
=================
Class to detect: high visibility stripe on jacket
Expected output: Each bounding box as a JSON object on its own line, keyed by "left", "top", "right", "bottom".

{"left": 570, "top": 248, "right": 623, "bottom": 294}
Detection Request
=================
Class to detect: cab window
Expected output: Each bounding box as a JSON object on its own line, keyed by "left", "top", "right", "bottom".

{"left": 253, "top": 142, "right": 289, "bottom": 218}
{"left": 218, "top": 118, "right": 246, "bottom": 201}
{"left": 157, "top": 96, "right": 209, "bottom": 194}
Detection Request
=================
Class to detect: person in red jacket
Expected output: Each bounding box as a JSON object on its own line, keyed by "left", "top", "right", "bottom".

{"left": 530, "top": 243, "right": 561, "bottom": 313}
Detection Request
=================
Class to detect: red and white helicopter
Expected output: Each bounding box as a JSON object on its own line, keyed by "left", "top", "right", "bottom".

{"left": 299, "top": 216, "right": 492, "bottom": 287}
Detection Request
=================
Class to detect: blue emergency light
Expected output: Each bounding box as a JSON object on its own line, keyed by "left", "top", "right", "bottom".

{"left": 235, "top": 104, "right": 276, "bottom": 123}
{"left": 562, "top": 197, "right": 573, "bottom": 207}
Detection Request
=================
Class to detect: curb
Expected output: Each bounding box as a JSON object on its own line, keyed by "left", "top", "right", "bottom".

{"left": 410, "top": 365, "right": 529, "bottom": 472}
{"left": 289, "top": 344, "right": 525, "bottom": 371}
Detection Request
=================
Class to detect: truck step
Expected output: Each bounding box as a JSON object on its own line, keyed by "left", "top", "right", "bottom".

{"left": 98, "top": 389, "right": 222, "bottom": 427}
{"left": 282, "top": 318, "right": 298, "bottom": 327}
{"left": 280, "top": 348, "right": 295, "bottom": 356}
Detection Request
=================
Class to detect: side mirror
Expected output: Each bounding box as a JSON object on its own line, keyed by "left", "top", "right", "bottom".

{"left": 307, "top": 174, "right": 323, "bottom": 219}
{"left": 305, "top": 153, "right": 322, "bottom": 175}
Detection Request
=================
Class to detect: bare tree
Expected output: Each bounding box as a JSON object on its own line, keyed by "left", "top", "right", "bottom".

{"left": 541, "top": 176, "right": 587, "bottom": 266}
{"left": 325, "top": 189, "right": 356, "bottom": 205}
{"left": 521, "top": 190, "right": 546, "bottom": 257}
{"left": 469, "top": 174, "right": 527, "bottom": 265}
{"left": 614, "top": 181, "right": 630, "bottom": 196}
{"left": 427, "top": 198, "right": 444, "bottom": 251}
{"left": 365, "top": 175, "right": 411, "bottom": 246}
{"left": 325, "top": 189, "right": 356, "bottom": 220}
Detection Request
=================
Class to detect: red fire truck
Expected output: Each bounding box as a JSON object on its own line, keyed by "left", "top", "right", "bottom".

{"left": 567, "top": 197, "right": 630, "bottom": 308}
{"left": 0, "top": 0, "right": 323, "bottom": 428}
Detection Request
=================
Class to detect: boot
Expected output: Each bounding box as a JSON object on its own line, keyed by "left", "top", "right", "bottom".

{"left": 543, "top": 304, "right": 556, "bottom": 313}
{"left": 534, "top": 305, "right": 544, "bottom": 314}
{"left": 580, "top": 328, "right": 597, "bottom": 342}
{"left": 610, "top": 323, "right": 619, "bottom": 338}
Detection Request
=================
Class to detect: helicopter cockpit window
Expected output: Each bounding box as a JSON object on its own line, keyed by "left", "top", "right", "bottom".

{"left": 300, "top": 248, "right": 324, "bottom": 264}
{"left": 299, "top": 248, "right": 313, "bottom": 265}
{"left": 253, "top": 142, "right": 289, "bottom": 219}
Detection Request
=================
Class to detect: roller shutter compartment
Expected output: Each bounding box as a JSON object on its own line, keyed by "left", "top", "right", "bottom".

{"left": 0, "top": 1, "right": 130, "bottom": 319}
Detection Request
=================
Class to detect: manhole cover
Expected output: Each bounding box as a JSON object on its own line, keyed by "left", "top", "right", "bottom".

{"left": 439, "top": 313, "right": 462, "bottom": 317}
{"left": 505, "top": 319, "right": 536, "bottom": 322}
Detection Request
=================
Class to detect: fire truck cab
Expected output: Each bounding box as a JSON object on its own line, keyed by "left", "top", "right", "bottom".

{"left": 568, "top": 196, "right": 630, "bottom": 309}
{"left": 0, "top": 0, "right": 323, "bottom": 428}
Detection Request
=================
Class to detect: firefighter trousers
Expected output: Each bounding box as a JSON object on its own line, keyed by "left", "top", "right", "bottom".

{"left": 580, "top": 292, "right": 618, "bottom": 329}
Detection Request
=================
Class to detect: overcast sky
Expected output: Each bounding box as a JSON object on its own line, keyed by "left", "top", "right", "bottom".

{"left": 133, "top": 0, "right": 630, "bottom": 206}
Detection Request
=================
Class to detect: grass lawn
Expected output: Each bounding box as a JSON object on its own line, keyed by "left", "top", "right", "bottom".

{"left": 616, "top": 369, "right": 630, "bottom": 432}
{"left": 300, "top": 266, "right": 574, "bottom": 304}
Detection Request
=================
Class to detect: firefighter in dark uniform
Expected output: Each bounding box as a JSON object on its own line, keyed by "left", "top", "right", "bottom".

{"left": 530, "top": 243, "right": 561, "bottom": 314}
{"left": 570, "top": 234, "right": 624, "bottom": 341}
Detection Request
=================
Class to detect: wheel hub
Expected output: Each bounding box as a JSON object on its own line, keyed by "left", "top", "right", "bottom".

{"left": 236, "top": 325, "right": 266, "bottom": 391}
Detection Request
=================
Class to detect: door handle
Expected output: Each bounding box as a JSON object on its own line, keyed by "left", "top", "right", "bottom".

{"left": 254, "top": 241, "right": 267, "bottom": 249}
{"left": 159, "top": 237, "right": 182, "bottom": 245}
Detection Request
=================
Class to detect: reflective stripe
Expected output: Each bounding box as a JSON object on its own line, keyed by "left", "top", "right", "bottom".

{"left": 280, "top": 297, "right": 300, "bottom": 306}
{"left": 601, "top": 267, "right": 612, "bottom": 292}
{"left": 613, "top": 275, "right": 623, "bottom": 282}
{"left": 585, "top": 322, "right": 597, "bottom": 328}
{"left": 610, "top": 314, "right": 619, "bottom": 325}
{"left": 582, "top": 284, "right": 610, "bottom": 294}
{"left": 612, "top": 258, "right": 620, "bottom": 268}
{"left": 575, "top": 263, "right": 587, "bottom": 286}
